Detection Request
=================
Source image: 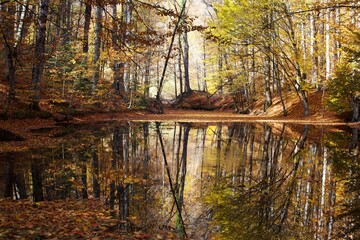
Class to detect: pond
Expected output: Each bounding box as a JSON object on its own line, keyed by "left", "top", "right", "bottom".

{"left": 0, "top": 121, "right": 359, "bottom": 239}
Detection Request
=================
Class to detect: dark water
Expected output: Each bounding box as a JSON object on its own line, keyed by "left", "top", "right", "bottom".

{"left": 1, "top": 121, "right": 359, "bottom": 239}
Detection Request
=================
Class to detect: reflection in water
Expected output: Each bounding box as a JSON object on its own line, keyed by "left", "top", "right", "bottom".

{"left": 0, "top": 122, "right": 359, "bottom": 239}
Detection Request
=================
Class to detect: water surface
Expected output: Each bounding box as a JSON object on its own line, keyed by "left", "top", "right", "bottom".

{"left": 1, "top": 121, "right": 359, "bottom": 239}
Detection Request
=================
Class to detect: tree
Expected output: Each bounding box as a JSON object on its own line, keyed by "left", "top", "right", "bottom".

{"left": 206, "top": 0, "right": 359, "bottom": 116}
{"left": 156, "top": 0, "right": 187, "bottom": 102}
{"left": 83, "top": 0, "right": 92, "bottom": 54}
{"left": 92, "top": 3, "right": 102, "bottom": 92}
{"left": 30, "top": 0, "right": 49, "bottom": 110}
{"left": 328, "top": 30, "right": 360, "bottom": 122}
{"left": 1, "top": 1, "right": 16, "bottom": 107}
{"left": 182, "top": 17, "right": 191, "bottom": 93}
{"left": 1, "top": 0, "right": 30, "bottom": 110}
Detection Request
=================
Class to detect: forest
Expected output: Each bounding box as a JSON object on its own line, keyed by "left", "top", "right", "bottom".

{"left": 2, "top": 0, "right": 360, "bottom": 239}
{"left": 0, "top": 0, "right": 360, "bottom": 120}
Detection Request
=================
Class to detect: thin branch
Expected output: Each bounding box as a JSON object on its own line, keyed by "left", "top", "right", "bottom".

{"left": 156, "top": 0, "right": 187, "bottom": 101}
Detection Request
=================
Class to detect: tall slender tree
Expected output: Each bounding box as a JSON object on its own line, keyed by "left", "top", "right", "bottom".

{"left": 1, "top": 1, "right": 16, "bottom": 107}
{"left": 92, "top": 3, "right": 102, "bottom": 92}
{"left": 30, "top": 0, "right": 49, "bottom": 110}
{"left": 83, "top": 0, "right": 92, "bottom": 54}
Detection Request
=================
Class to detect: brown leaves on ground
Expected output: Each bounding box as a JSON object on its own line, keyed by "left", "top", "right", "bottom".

{"left": 0, "top": 199, "right": 177, "bottom": 240}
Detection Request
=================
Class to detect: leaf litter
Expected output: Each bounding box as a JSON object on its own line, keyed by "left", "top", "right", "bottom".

{"left": 0, "top": 198, "right": 179, "bottom": 239}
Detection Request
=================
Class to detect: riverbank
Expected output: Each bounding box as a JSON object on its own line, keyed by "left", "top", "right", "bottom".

{"left": 0, "top": 108, "right": 357, "bottom": 152}
{"left": 1, "top": 88, "right": 359, "bottom": 153}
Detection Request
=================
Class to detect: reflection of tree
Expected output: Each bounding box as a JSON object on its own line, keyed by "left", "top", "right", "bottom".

{"left": 176, "top": 125, "right": 190, "bottom": 238}
{"left": 3, "top": 122, "right": 358, "bottom": 238}
{"left": 120, "top": 125, "right": 130, "bottom": 222}
{"left": 332, "top": 128, "right": 360, "bottom": 239}
{"left": 80, "top": 156, "right": 88, "bottom": 199}
{"left": 110, "top": 126, "right": 123, "bottom": 211}
{"left": 108, "top": 124, "right": 130, "bottom": 223}
{"left": 143, "top": 123, "right": 150, "bottom": 180}
{"left": 31, "top": 157, "right": 44, "bottom": 202}
{"left": 156, "top": 122, "right": 187, "bottom": 238}
{"left": 4, "top": 153, "right": 27, "bottom": 199}
{"left": 140, "top": 122, "right": 150, "bottom": 230}
{"left": 206, "top": 124, "right": 315, "bottom": 239}
{"left": 92, "top": 146, "right": 100, "bottom": 199}
{"left": 278, "top": 125, "right": 308, "bottom": 233}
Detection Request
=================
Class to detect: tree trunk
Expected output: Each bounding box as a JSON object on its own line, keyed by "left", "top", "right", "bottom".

{"left": 174, "top": 56, "right": 178, "bottom": 97}
{"left": 112, "top": 3, "right": 121, "bottom": 94}
{"left": 122, "top": 0, "right": 132, "bottom": 98}
{"left": 284, "top": 5, "right": 309, "bottom": 116}
{"left": 30, "top": 0, "right": 49, "bottom": 111}
{"left": 4, "top": 156, "right": 14, "bottom": 198}
{"left": 218, "top": 45, "right": 223, "bottom": 94}
{"left": 178, "top": 35, "right": 183, "bottom": 94}
{"left": 81, "top": 161, "right": 88, "bottom": 199}
{"left": 203, "top": 37, "right": 208, "bottom": 92}
{"left": 92, "top": 4, "right": 102, "bottom": 92}
{"left": 92, "top": 148, "right": 100, "bottom": 198}
{"left": 325, "top": 0, "right": 331, "bottom": 82}
{"left": 275, "top": 64, "right": 287, "bottom": 116}
{"left": 264, "top": 55, "right": 272, "bottom": 111}
{"left": 155, "top": 0, "right": 187, "bottom": 101}
{"left": 351, "top": 96, "right": 360, "bottom": 122}
{"left": 83, "top": 0, "right": 91, "bottom": 53}
{"left": 264, "top": 12, "right": 273, "bottom": 112}
{"left": 183, "top": 29, "right": 191, "bottom": 93}
{"left": 31, "top": 159, "right": 44, "bottom": 202}
{"left": 300, "top": 89, "right": 309, "bottom": 116}
{"left": 309, "top": 11, "right": 318, "bottom": 86}
{"left": 61, "top": 0, "right": 72, "bottom": 45}
{"left": 15, "top": 0, "right": 31, "bottom": 51}
{"left": 144, "top": 26, "right": 151, "bottom": 98}
{"left": 2, "top": 2, "right": 16, "bottom": 108}
{"left": 74, "top": 0, "right": 82, "bottom": 40}
{"left": 251, "top": 45, "right": 256, "bottom": 95}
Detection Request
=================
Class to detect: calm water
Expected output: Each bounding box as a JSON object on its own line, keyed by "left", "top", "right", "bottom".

{"left": 1, "top": 121, "right": 359, "bottom": 239}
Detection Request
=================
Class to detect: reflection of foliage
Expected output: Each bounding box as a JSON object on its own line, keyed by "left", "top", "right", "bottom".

{"left": 5, "top": 122, "right": 360, "bottom": 239}
{"left": 329, "top": 137, "right": 360, "bottom": 239}
{"left": 205, "top": 186, "right": 260, "bottom": 240}
{"left": 339, "top": 177, "right": 360, "bottom": 239}
{"left": 324, "top": 131, "right": 352, "bottom": 149}
{"left": 205, "top": 180, "right": 311, "bottom": 240}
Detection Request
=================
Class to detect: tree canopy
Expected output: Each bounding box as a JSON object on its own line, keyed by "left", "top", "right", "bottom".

{"left": 0, "top": 0, "right": 360, "bottom": 121}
